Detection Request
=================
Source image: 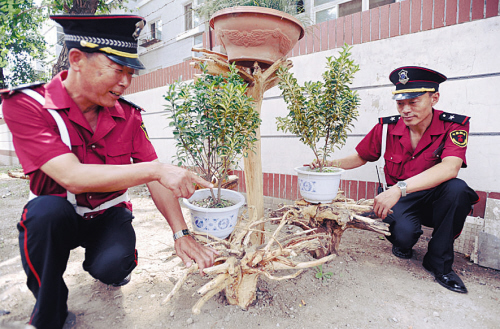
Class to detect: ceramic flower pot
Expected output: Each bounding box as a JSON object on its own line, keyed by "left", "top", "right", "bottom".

{"left": 209, "top": 6, "right": 305, "bottom": 68}
{"left": 294, "top": 166, "right": 345, "bottom": 204}
{"left": 183, "top": 188, "right": 246, "bottom": 239}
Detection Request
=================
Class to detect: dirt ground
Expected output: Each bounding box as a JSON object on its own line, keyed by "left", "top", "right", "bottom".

{"left": 0, "top": 165, "right": 499, "bottom": 329}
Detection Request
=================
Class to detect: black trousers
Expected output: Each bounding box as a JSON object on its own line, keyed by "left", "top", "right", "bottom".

{"left": 383, "top": 178, "right": 478, "bottom": 275}
{"left": 18, "top": 196, "right": 137, "bottom": 329}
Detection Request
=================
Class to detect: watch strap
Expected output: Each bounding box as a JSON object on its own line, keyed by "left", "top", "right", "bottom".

{"left": 173, "top": 229, "right": 190, "bottom": 241}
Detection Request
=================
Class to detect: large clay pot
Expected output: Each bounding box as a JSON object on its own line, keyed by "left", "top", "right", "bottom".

{"left": 209, "top": 6, "right": 305, "bottom": 68}
{"left": 295, "top": 166, "right": 345, "bottom": 204}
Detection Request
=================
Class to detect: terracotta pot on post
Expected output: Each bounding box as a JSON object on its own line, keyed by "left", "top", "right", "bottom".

{"left": 209, "top": 6, "right": 305, "bottom": 68}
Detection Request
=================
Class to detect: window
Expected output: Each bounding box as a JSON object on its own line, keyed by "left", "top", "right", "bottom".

{"left": 369, "top": 0, "right": 395, "bottom": 9}
{"left": 151, "top": 20, "right": 162, "bottom": 40}
{"left": 185, "top": 2, "right": 201, "bottom": 32}
{"left": 56, "top": 26, "right": 65, "bottom": 47}
{"left": 339, "top": 0, "right": 362, "bottom": 17}
{"left": 185, "top": 3, "right": 193, "bottom": 31}
{"left": 316, "top": 7, "right": 337, "bottom": 23}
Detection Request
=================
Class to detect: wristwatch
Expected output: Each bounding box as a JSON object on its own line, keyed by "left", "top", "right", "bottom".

{"left": 173, "top": 229, "right": 190, "bottom": 241}
{"left": 396, "top": 181, "right": 407, "bottom": 197}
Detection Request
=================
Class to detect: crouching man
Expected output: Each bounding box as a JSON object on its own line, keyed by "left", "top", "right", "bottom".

{"left": 311, "top": 66, "right": 479, "bottom": 293}
{"left": 1, "top": 15, "right": 216, "bottom": 329}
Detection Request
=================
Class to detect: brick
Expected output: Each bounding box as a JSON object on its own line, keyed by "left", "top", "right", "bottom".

{"left": 329, "top": 18, "right": 337, "bottom": 48}
{"left": 400, "top": 0, "right": 411, "bottom": 34}
{"left": 371, "top": 8, "right": 380, "bottom": 41}
{"left": 446, "top": 0, "right": 458, "bottom": 25}
{"left": 358, "top": 181, "right": 367, "bottom": 200}
{"left": 389, "top": 2, "right": 400, "bottom": 37}
{"left": 434, "top": 0, "right": 446, "bottom": 28}
{"left": 411, "top": 0, "right": 422, "bottom": 33}
{"left": 280, "top": 174, "right": 286, "bottom": 199}
{"left": 362, "top": 10, "right": 371, "bottom": 43}
{"left": 422, "top": 0, "right": 433, "bottom": 31}
{"left": 337, "top": 16, "right": 345, "bottom": 47}
{"left": 486, "top": 0, "right": 500, "bottom": 18}
{"left": 380, "top": 5, "right": 390, "bottom": 39}
{"left": 352, "top": 12, "right": 361, "bottom": 45}
{"left": 471, "top": 0, "right": 485, "bottom": 20}
{"left": 319, "top": 21, "right": 329, "bottom": 51}
{"left": 299, "top": 37, "right": 306, "bottom": 55}
{"left": 273, "top": 173, "right": 280, "bottom": 198}
{"left": 344, "top": 15, "right": 353, "bottom": 45}
{"left": 367, "top": 181, "right": 376, "bottom": 200}
{"left": 306, "top": 30, "right": 315, "bottom": 54}
{"left": 292, "top": 175, "right": 299, "bottom": 201}
{"left": 458, "top": 0, "right": 472, "bottom": 23}
{"left": 285, "top": 174, "right": 292, "bottom": 200}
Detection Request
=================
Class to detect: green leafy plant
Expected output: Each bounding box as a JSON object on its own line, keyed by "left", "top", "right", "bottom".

{"left": 164, "top": 63, "right": 261, "bottom": 206}
{"left": 276, "top": 45, "right": 360, "bottom": 172}
{"left": 195, "top": 0, "right": 305, "bottom": 20}
{"left": 314, "top": 264, "right": 332, "bottom": 280}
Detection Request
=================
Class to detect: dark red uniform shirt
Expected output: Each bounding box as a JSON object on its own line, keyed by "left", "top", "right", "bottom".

{"left": 355, "top": 109, "right": 469, "bottom": 186}
{"left": 1, "top": 71, "right": 157, "bottom": 213}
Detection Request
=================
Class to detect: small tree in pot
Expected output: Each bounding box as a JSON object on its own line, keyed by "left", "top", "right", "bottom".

{"left": 164, "top": 63, "right": 260, "bottom": 206}
{"left": 164, "top": 63, "right": 260, "bottom": 239}
{"left": 276, "top": 45, "right": 360, "bottom": 203}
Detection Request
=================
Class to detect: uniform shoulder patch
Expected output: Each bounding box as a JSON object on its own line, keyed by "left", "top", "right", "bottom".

{"left": 450, "top": 130, "right": 468, "bottom": 147}
{"left": 378, "top": 115, "right": 400, "bottom": 124}
{"left": 0, "top": 81, "right": 45, "bottom": 95}
{"left": 119, "top": 97, "right": 145, "bottom": 112}
{"left": 439, "top": 112, "right": 470, "bottom": 125}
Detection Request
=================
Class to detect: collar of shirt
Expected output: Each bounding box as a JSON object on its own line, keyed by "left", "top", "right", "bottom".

{"left": 389, "top": 109, "right": 446, "bottom": 155}
{"left": 43, "top": 71, "right": 127, "bottom": 137}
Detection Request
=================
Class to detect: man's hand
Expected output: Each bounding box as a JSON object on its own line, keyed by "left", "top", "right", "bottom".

{"left": 309, "top": 159, "right": 331, "bottom": 170}
{"left": 373, "top": 186, "right": 401, "bottom": 219}
{"left": 174, "top": 235, "right": 219, "bottom": 275}
{"left": 157, "top": 163, "right": 212, "bottom": 199}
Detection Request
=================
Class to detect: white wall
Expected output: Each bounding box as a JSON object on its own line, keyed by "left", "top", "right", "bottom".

{"left": 126, "top": 16, "right": 500, "bottom": 193}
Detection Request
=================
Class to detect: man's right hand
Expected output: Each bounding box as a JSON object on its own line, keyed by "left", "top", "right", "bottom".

{"left": 157, "top": 163, "right": 212, "bottom": 199}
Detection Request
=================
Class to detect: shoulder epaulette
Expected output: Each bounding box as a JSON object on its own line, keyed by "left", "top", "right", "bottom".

{"left": 119, "top": 96, "right": 145, "bottom": 112}
{"left": 0, "top": 81, "right": 45, "bottom": 95}
{"left": 439, "top": 112, "right": 470, "bottom": 125}
{"left": 378, "top": 115, "right": 400, "bottom": 124}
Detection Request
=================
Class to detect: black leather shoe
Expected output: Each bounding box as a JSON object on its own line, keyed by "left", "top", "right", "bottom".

{"left": 392, "top": 245, "right": 412, "bottom": 259}
{"left": 423, "top": 261, "right": 467, "bottom": 293}
{"left": 111, "top": 273, "right": 131, "bottom": 287}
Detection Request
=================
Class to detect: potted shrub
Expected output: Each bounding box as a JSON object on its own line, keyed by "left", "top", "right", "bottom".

{"left": 164, "top": 63, "right": 261, "bottom": 239}
{"left": 276, "top": 45, "right": 360, "bottom": 203}
{"left": 195, "top": 0, "right": 306, "bottom": 68}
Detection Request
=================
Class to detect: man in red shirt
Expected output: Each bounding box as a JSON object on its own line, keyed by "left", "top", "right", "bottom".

{"left": 311, "top": 66, "right": 478, "bottom": 294}
{"left": 1, "top": 15, "right": 216, "bottom": 329}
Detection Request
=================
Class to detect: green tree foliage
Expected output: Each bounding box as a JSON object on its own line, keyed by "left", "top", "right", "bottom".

{"left": 277, "top": 45, "right": 361, "bottom": 172}
{"left": 164, "top": 63, "right": 261, "bottom": 205}
{"left": 0, "top": 0, "right": 46, "bottom": 88}
{"left": 0, "top": 0, "right": 128, "bottom": 89}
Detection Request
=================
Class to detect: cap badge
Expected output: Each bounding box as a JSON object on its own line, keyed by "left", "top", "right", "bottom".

{"left": 398, "top": 70, "right": 409, "bottom": 85}
{"left": 133, "top": 20, "right": 145, "bottom": 40}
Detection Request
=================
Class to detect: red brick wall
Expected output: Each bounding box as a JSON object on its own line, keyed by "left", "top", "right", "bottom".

{"left": 231, "top": 169, "right": 498, "bottom": 218}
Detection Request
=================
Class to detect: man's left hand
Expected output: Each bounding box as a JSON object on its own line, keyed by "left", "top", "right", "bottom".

{"left": 373, "top": 186, "right": 401, "bottom": 219}
{"left": 174, "top": 235, "right": 219, "bottom": 275}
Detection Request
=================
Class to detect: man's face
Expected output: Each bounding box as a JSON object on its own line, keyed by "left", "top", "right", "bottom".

{"left": 80, "top": 53, "right": 135, "bottom": 108}
{"left": 396, "top": 92, "right": 439, "bottom": 128}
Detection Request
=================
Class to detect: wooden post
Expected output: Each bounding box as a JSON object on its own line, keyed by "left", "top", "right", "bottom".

{"left": 191, "top": 50, "right": 292, "bottom": 246}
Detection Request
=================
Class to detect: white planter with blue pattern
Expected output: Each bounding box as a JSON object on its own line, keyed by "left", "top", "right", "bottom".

{"left": 295, "top": 166, "right": 344, "bottom": 204}
{"left": 183, "top": 188, "right": 245, "bottom": 239}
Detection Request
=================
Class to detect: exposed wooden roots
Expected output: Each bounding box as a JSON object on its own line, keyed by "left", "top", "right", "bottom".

{"left": 164, "top": 191, "right": 389, "bottom": 314}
